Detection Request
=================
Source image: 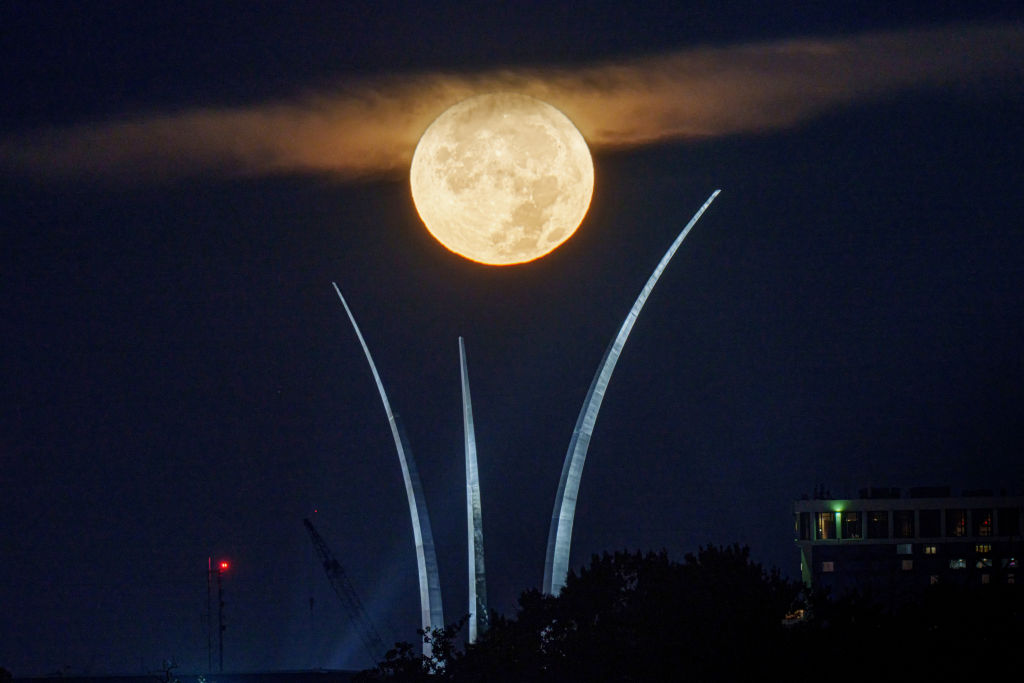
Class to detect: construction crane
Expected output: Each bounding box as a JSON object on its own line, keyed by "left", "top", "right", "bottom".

{"left": 303, "top": 518, "right": 387, "bottom": 663}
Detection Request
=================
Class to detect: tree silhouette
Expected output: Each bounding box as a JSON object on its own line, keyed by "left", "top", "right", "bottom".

{"left": 365, "top": 545, "right": 799, "bottom": 682}
{"left": 356, "top": 619, "right": 466, "bottom": 682}
{"left": 364, "top": 545, "right": 1024, "bottom": 681}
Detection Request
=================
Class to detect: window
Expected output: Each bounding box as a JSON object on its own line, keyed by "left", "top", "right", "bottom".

{"left": 923, "top": 545, "right": 937, "bottom": 555}
{"left": 867, "top": 511, "right": 888, "bottom": 539}
{"left": 919, "top": 509, "right": 940, "bottom": 537}
{"left": 946, "top": 509, "right": 967, "bottom": 537}
{"left": 897, "top": 543, "right": 913, "bottom": 555}
{"left": 816, "top": 512, "right": 837, "bottom": 540}
{"left": 950, "top": 558, "right": 967, "bottom": 569}
{"left": 842, "top": 511, "right": 862, "bottom": 539}
{"left": 975, "top": 544, "right": 992, "bottom": 553}
{"left": 981, "top": 574, "right": 991, "bottom": 584}
{"left": 902, "top": 559, "right": 913, "bottom": 570}
{"left": 930, "top": 575, "right": 940, "bottom": 585}
{"left": 973, "top": 509, "right": 993, "bottom": 537}
{"left": 822, "top": 561, "right": 834, "bottom": 572}
{"left": 892, "top": 511, "right": 917, "bottom": 540}
{"left": 1009, "top": 574, "right": 1015, "bottom": 585}
{"left": 797, "top": 512, "right": 811, "bottom": 540}
{"left": 998, "top": 508, "right": 1021, "bottom": 536}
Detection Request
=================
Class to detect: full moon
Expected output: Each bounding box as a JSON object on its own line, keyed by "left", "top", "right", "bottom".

{"left": 410, "top": 93, "right": 594, "bottom": 265}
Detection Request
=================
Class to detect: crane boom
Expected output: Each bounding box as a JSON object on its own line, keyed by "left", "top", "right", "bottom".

{"left": 303, "top": 518, "right": 387, "bottom": 663}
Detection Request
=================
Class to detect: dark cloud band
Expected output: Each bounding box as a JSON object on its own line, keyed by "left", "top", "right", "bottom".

{"left": 2, "top": 23, "right": 1021, "bottom": 183}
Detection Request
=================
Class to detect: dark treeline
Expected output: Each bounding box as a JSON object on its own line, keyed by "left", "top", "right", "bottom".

{"left": 357, "top": 545, "right": 1024, "bottom": 682}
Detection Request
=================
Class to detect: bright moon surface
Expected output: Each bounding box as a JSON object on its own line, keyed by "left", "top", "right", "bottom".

{"left": 410, "top": 93, "right": 594, "bottom": 265}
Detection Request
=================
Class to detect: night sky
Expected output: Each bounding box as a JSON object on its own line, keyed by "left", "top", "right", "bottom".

{"left": 3, "top": 2, "right": 1024, "bottom": 676}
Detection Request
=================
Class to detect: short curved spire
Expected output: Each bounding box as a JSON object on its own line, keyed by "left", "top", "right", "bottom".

{"left": 332, "top": 283, "right": 444, "bottom": 651}
{"left": 460, "top": 337, "right": 489, "bottom": 642}
{"left": 542, "top": 190, "right": 721, "bottom": 595}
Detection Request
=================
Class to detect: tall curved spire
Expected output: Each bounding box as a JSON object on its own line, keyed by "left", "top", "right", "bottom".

{"left": 332, "top": 283, "right": 444, "bottom": 651}
{"left": 542, "top": 190, "right": 721, "bottom": 595}
{"left": 459, "top": 337, "right": 488, "bottom": 643}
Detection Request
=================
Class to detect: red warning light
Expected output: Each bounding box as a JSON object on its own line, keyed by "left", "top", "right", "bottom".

{"left": 219, "top": 561, "right": 230, "bottom": 571}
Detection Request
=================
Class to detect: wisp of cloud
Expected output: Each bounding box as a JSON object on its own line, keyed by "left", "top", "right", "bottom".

{"left": 2, "top": 23, "right": 1021, "bottom": 183}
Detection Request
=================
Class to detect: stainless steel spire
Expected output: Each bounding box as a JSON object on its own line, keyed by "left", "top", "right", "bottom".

{"left": 542, "top": 190, "right": 721, "bottom": 595}
{"left": 332, "top": 283, "right": 444, "bottom": 652}
{"left": 460, "top": 337, "right": 488, "bottom": 643}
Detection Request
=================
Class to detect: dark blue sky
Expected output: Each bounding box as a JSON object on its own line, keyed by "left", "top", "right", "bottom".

{"left": 3, "top": 1, "right": 1023, "bottom": 676}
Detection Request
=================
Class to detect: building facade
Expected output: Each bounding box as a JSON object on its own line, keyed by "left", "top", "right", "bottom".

{"left": 794, "top": 487, "right": 1023, "bottom": 599}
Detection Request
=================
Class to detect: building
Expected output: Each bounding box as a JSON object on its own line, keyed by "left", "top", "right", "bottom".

{"left": 794, "top": 487, "right": 1023, "bottom": 599}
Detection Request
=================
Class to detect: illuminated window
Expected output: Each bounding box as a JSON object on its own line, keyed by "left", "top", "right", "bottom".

{"left": 923, "top": 545, "right": 937, "bottom": 555}
{"left": 946, "top": 509, "right": 967, "bottom": 537}
{"left": 998, "top": 508, "right": 1020, "bottom": 536}
{"left": 822, "top": 561, "right": 834, "bottom": 573}
{"left": 976, "top": 558, "right": 993, "bottom": 568}
{"left": 897, "top": 543, "right": 913, "bottom": 555}
{"left": 817, "top": 512, "right": 837, "bottom": 540}
{"left": 867, "top": 511, "right": 888, "bottom": 538}
{"left": 950, "top": 558, "right": 967, "bottom": 570}
{"left": 902, "top": 559, "right": 913, "bottom": 571}
{"left": 973, "top": 509, "right": 993, "bottom": 537}
{"left": 975, "top": 544, "right": 992, "bottom": 553}
{"left": 842, "top": 511, "right": 862, "bottom": 539}
{"left": 895, "top": 510, "right": 916, "bottom": 538}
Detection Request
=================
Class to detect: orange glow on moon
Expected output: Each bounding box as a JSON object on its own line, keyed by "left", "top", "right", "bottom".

{"left": 410, "top": 93, "right": 594, "bottom": 265}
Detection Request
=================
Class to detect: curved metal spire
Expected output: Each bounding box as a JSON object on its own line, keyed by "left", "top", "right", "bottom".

{"left": 332, "top": 283, "right": 444, "bottom": 651}
{"left": 542, "top": 190, "right": 721, "bottom": 595}
{"left": 459, "top": 337, "right": 488, "bottom": 643}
